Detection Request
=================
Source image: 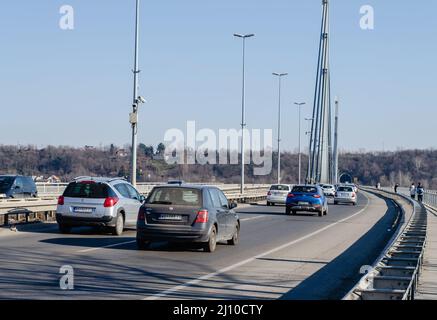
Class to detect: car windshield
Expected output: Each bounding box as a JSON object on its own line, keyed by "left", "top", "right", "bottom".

{"left": 0, "top": 177, "right": 14, "bottom": 193}
{"left": 338, "top": 186, "right": 353, "bottom": 192}
{"left": 292, "top": 186, "right": 318, "bottom": 194}
{"left": 322, "top": 185, "right": 333, "bottom": 189}
{"left": 63, "top": 182, "right": 111, "bottom": 199}
{"left": 147, "top": 187, "right": 202, "bottom": 206}
{"left": 270, "top": 185, "right": 289, "bottom": 191}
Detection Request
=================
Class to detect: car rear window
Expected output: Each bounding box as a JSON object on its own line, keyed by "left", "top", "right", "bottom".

{"left": 147, "top": 187, "right": 202, "bottom": 206}
{"left": 292, "top": 186, "right": 318, "bottom": 194}
{"left": 338, "top": 187, "right": 353, "bottom": 192}
{"left": 63, "top": 182, "right": 112, "bottom": 199}
{"left": 270, "top": 185, "right": 290, "bottom": 191}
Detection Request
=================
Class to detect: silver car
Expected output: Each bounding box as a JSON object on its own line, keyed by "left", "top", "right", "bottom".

{"left": 321, "top": 184, "right": 336, "bottom": 197}
{"left": 334, "top": 185, "right": 357, "bottom": 205}
{"left": 56, "top": 177, "right": 145, "bottom": 235}
{"left": 345, "top": 183, "right": 358, "bottom": 193}
{"left": 267, "top": 184, "right": 292, "bottom": 206}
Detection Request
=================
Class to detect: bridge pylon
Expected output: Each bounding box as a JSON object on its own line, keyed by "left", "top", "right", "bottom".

{"left": 308, "top": 0, "right": 333, "bottom": 185}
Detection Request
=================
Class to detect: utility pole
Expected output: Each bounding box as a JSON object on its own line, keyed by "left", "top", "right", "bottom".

{"left": 294, "top": 102, "right": 306, "bottom": 184}
{"left": 234, "top": 33, "right": 255, "bottom": 195}
{"left": 130, "top": 0, "right": 144, "bottom": 187}
{"left": 333, "top": 97, "right": 339, "bottom": 184}
{"left": 305, "top": 118, "right": 314, "bottom": 184}
{"left": 273, "top": 73, "right": 288, "bottom": 184}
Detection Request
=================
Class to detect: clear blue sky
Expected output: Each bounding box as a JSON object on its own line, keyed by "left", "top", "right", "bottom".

{"left": 0, "top": 0, "right": 436, "bottom": 152}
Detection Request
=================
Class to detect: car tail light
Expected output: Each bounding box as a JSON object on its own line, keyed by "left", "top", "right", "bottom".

{"left": 287, "top": 193, "right": 295, "bottom": 198}
{"left": 80, "top": 180, "right": 95, "bottom": 184}
{"left": 57, "top": 196, "right": 64, "bottom": 205}
{"left": 313, "top": 194, "right": 321, "bottom": 199}
{"left": 103, "top": 197, "right": 119, "bottom": 208}
{"left": 352, "top": 192, "right": 356, "bottom": 198}
{"left": 195, "top": 210, "right": 209, "bottom": 223}
{"left": 137, "top": 207, "right": 146, "bottom": 221}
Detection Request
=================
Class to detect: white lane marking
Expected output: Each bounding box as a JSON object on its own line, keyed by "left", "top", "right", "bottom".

{"left": 145, "top": 193, "right": 370, "bottom": 300}
{"left": 240, "top": 215, "right": 267, "bottom": 222}
{"left": 77, "top": 240, "right": 136, "bottom": 253}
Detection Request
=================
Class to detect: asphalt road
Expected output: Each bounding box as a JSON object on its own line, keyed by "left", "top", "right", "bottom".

{"left": 0, "top": 191, "right": 399, "bottom": 300}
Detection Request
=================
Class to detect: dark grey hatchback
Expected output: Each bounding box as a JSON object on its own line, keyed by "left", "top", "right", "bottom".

{"left": 136, "top": 185, "right": 240, "bottom": 252}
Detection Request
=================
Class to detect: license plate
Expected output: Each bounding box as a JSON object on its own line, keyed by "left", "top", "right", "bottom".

{"left": 298, "top": 202, "right": 309, "bottom": 206}
{"left": 74, "top": 207, "right": 94, "bottom": 213}
{"left": 339, "top": 193, "right": 347, "bottom": 197}
{"left": 159, "top": 214, "right": 182, "bottom": 221}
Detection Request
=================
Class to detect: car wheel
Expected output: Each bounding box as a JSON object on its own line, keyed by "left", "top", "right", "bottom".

{"left": 334, "top": 201, "right": 338, "bottom": 205}
{"left": 136, "top": 237, "right": 150, "bottom": 250}
{"left": 285, "top": 207, "right": 291, "bottom": 215}
{"left": 267, "top": 202, "right": 271, "bottom": 206}
{"left": 112, "top": 213, "right": 124, "bottom": 236}
{"left": 292, "top": 210, "right": 297, "bottom": 215}
{"left": 318, "top": 210, "right": 323, "bottom": 217}
{"left": 227, "top": 225, "right": 240, "bottom": 246}
{"left": 58, "top": 224, "right": 72, "bottom": 234}
{"left": 271, "top": 203, "right": 275, "bottom": 207}
{"left": 203, "top": 225, "right": 217, "bottom": 253}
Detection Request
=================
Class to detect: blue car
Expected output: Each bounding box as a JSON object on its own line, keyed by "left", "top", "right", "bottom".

{"left": 285, "top": 185, "right": 328, "bottom": 217}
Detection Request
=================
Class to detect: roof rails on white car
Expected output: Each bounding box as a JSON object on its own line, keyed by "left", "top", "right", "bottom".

{"left": 71, "top": 176, "right": 128, "bottom": 183}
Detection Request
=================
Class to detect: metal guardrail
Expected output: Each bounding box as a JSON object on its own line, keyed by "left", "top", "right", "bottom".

{"left": 1, "top": 184, "right": 270, "bottom": 226}
{"left": 383, "top": 186, "right": 437, "bottom": 210}
{"left": 344, "top": 187, "right": 427, "bottom": 300}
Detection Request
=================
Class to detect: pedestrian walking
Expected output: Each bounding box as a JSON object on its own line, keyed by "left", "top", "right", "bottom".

{"left": 417, "top": 183, "right": 425, "bottom": 203}
{"left": 410, "top": 183, "right": 417, "bottom": 200}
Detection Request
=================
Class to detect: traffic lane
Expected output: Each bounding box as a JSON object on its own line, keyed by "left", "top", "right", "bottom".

{"left": 0, "top": 193, "right": 366, "bottom": 255}
{"left": 148, "top": 191, "right": 395, "bottom": 299}
{"left": 0, "top": 193, "right": 370, "bottom": 299}
{"left": 236, "top": 193, "right": 366, "bottom": 220}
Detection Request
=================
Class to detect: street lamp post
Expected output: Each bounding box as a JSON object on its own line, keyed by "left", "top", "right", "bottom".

{"left": 130, "top": 0, "right": 145, "bottom": 187}
{"left": 305, "top": 117, "right": 314, "bottom": 184}
{"left": 273, "top": 73, "right": 288, "bottom": 184}
{"left": 294, "top": 102, "right": 306, "bottom": 184}
{"left": 234, "top": 33, "right": 255, "bottom": 195}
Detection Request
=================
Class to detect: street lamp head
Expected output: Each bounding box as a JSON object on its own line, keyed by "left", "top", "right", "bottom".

{"left": 294, "top": 102, "right": 306, "bottom": 106}
{"left": 234, "top": 33, "right": 255, "bottom": 38}
{"left": 273, "top": 72, "right": 288, "bottom": 77}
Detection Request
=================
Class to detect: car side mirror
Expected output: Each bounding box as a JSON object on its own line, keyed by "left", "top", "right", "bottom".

{"left": 229, "top": 202, "right": 238, "bottom": 210}
{"left": 140, "top": 195, "right": 146, "bottom": 203}
{"left": 15, "top": 185, "right": 20, "bottom": 189}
